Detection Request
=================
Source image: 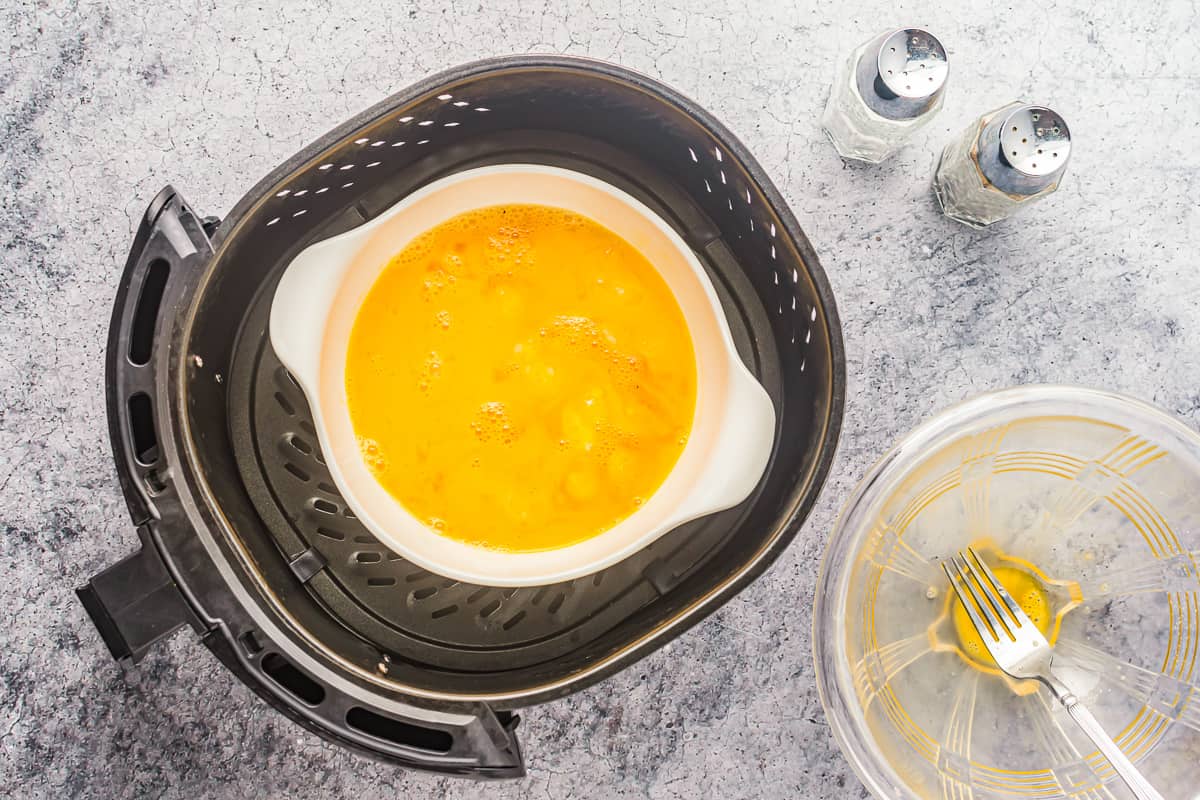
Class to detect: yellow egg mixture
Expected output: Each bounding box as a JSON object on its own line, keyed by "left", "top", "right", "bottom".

{"left": 345, "top": 204, "right": 697, "bottom": 552}
{"left": 952, "top": 565, "right": 1051, "bottom": 668}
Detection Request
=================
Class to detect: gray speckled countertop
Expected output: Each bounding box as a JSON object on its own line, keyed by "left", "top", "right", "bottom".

{"left": 2, "top": 1, "right": 1198, "bottom": 798}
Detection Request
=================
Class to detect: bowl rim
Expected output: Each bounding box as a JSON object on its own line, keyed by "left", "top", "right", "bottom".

{"left": 269, "top": 162, "right": 777, "bottom": 586}
{"left": 811, "top": 384, "right": 1200, "bottom": 799}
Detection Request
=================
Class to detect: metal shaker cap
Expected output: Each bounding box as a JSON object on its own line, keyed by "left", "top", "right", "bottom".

{"left": 976, "top": 104, "right": 1072, "bottom": 194}
{"left": 855, "top": 28, "right": 948, "bottom": 120}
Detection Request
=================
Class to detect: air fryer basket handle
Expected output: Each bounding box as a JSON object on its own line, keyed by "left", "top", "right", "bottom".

{"left": 76, "top": 524, "right": 204, "bottom": 666}
{"left": 81, "top": 185, "right": 216, "bottom": 666}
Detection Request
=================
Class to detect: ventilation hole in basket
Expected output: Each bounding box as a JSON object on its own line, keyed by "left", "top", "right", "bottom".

{"left": 371, "top": 140, "right": 385, "bottom": 147}
{"left": 345, "top": 707, "right": 452, "bottom": 753}
{"left": 354, "top": 137, "right": 369, "bottom": 144}
{"left": 313, "top": 498, "right": 337, "bottom": 514}
{"left": 288, "top": 435, "right": 312, "bottom": 455}
{"left": 342, "top": 182, "right": 354, "bottom": 188}
{"left": 800, "top": 356, "right": 807, "bottom": 372}
{"left": 431, "top": 604, "right": 458, "bottom": 619}
{"left": 293, "top": 189, "right": 308, "bottom": 197}
{"left": 466, "top": 587, "right": 489, "bottom": 603}
{"left": 274, "top": 392, "right": 295, "bottom": 415}
{"left": 391, "top": 141, "right": 406, "bottom": 147}
{"left": 283, "top": 462, "right": 309, "bottom": 482}
{"left": 442, "top": 579, "right": 459, "bottom": 589}
{"left": 805, "top": 328, "right": 812, "bottom": 344}
{"left": 745, "top": 189, "right": 752, "bottom": 205}
{"left": 777, "top": 304, "right": 783, "bottom": 316}
{"left": 297, "top": 416, "right": 315, "bottom": 433}
{"left": 315, "top": 187, "right": 329, "bottom": 194}
{"left": 727, "top": 197, "right": 733, "bottom": 211}
{"left": 531, "top": 587, "right": 548, "bottom": 605}
{"left": 399, "top": 116, "right": 414, "bottom": 123}
{"left": 292, "top": 209, "right": 307, "bottom": 218}
{"left": 770, "top": 222, "right": 777, "bottom": 237}
{"left": 405, "top": 569, "right": 431, "bottom": 583}
{"left": 773, "top": 271, "right": 779, "bottom": 285}
{"left": 443, "top": 122, "right": 460, "bottom": 127}
{"left": 770, "top": 245, "right": 776, "bottom": 260}
{"left": 749, "top": 217, "right": 755, "bottom": 231}
{"left": 413, "top": 586, "right": 438, "bottom": 600}
{"left": 546, "top": 593, "right": 565, "bottom": 614}
{"left": 261, "top": 653, "right": 325, "bottom": 706}
{"left": 792, "top": 268, "right": 799, "bottom": 283}
{"left": 356, "top": 551, "right": 382, "bottom": 564}
{"left": 353, "top": 534, "right": 375, "bottom": 544}
{"left": 275, "top": 189, "right": 290, "bottom": 198}
{"left": 368, "top": 577, "right": 396, "bottom": 587}
{"left": 592, "top": 572, "right": 604, "bottom": 587}
{"left": 267, "top": 217, "right": 280, "bottom": 226}
{"left": 791, "top": 296, "right": 797, "bottom": 311}
{"left": 126, "top": 393, "right": 157, "bottom": 465}
{"left": 453, "top": 100, "right": 469, "bottom": 107}
{"left": 719, "top": 170, "right": 726, "bottom": 185}
{"left": 339, "top": 164, "right": 354, "bottom": 171}
{"left": 437, "top": 93, "right": 453, "bottom": 100}
{"left": 342, "top": 507, "right": 356, "bottom": 519}
{"left": 318, "top": 163, "right": 334, "bottom": 171}
{"left": 502, "top": 611, "right": 527, "bottom": 630}
{"left": 704, "top": 179, "right": 711, "bottom": 193}
{"left": 810, "top": 306, "right": 817, "bottom": 322}
{"left": 417, "top": 139, "right": 430, "bottom": 145}
{"left": 713, "top": 147, "right": 722, "bottom": 162}
{"left": 474, "top": 107, "right": 490, "bottom": 112}
{"left": 688, "top": 147, "right": 698, "bottom": 162}
{"left": 418, "top": 120, "right": 434, "bottom": 127}
{"left": 367, "top": 161, "right": 381, "bottom": 168}
{"left": 479, "top": 599, "right": 502, "bottom": 618}
{"left": 316, "top": 527, "right": 345, "bottom": 541}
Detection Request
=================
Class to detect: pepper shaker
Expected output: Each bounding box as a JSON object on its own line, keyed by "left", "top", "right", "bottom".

{"left": 933, "top": 102, "right": 1072, "bottom": 227}
{"left": 821, "top": 28, "right": 949, "bottom": 164}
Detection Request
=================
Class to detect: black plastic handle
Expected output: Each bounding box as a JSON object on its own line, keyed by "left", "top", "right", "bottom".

{"left": 81, "top": 186, "right": 216, "bottom": 664}
{"left": 76, "top": 525, "right": 204, "bottom": 666}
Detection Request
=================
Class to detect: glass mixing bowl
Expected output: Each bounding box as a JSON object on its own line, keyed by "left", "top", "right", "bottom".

{"left": 814, "top": 386, "right": 1200, "bottom": 799}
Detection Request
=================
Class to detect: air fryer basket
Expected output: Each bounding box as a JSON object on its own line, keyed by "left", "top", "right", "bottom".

{"left": 80, "top": 56, "right": 844, "bottom": 777}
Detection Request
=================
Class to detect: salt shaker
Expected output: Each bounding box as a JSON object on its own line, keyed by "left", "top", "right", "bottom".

{"left": 933, "top": 102, "right": 1072, "bottom": 227}
{"left": 821, "top": 28, "right": 949, "bottom": 164}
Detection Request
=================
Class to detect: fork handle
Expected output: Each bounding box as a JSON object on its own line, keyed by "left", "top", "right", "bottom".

{"left": 1054, "top": 689, "right": 1164, "bottom": 800}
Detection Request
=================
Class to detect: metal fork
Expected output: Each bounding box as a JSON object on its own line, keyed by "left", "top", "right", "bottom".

{"left": 943, "top": 549, "right": 1164, "bottom": 800}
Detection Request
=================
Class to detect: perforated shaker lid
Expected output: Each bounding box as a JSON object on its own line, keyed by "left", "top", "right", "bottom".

{"left": 977, "top": 103, "right": 1072, "bottom": 195}
{"left": 856, "top": 28, "right": 948, "bottom": 120}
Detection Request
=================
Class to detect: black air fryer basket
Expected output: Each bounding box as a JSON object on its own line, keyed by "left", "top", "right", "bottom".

{"left": 78, "top": 56, "right": 845, "bottom": 777}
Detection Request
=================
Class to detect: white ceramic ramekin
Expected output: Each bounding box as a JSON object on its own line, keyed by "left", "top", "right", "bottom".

{"left": 270, "top": 164, "right": 775, "bottom": 586}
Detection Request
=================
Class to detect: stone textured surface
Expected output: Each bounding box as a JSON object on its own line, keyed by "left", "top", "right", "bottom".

{"left": 2, "top": 1, "right": 1198, "bottom": 798}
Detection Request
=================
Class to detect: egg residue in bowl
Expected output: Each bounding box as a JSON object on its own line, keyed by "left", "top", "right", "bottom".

{"left": 344, "top": 204, "right": 698, "bottom": 552}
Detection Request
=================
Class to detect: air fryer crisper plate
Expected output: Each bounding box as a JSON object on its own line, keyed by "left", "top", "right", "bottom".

{"left": 79, "top": 56, "right": 844, "bottom": 778}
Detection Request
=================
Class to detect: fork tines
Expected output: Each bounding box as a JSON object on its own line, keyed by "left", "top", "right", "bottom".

{"left": 942, "top": 548, "right": 1025, "bottom": 642}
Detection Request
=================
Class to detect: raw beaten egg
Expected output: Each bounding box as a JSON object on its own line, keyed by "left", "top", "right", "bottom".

{"left": 952, "top": 564, "right": 1051, "bottom": 668}
{"left": 345, "top": 204, "right": 697, "bottom": 552}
